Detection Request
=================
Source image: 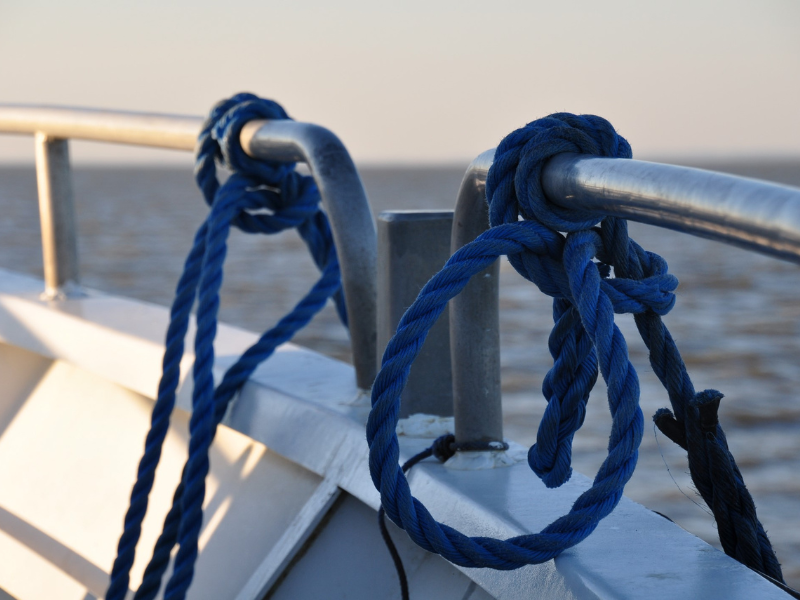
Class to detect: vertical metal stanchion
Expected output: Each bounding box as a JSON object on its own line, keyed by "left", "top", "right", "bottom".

{"left": 450, "top": 150, "right": 503, "bottom": 445}
{"left": 241, "top": 120, "right": 377, "bottom": 390}
{"left": 377, "top": 210, "right": 454, "bottom": 417}
{"left": 34, "top": 133, "right": 80, "bottom": 299}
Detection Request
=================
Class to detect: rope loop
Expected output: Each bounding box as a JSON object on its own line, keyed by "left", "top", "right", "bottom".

{"left": 368, "top": 111, "right": 782, "bottom": 581}
{"left": 367, "top": 214, "right": 647, "bottom": 567}
{"left": 195, "top": 93, "right": 290, "bottom": 197}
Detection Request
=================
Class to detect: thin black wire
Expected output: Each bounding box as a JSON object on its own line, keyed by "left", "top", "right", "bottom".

{"left": 378, "top": 447, "right": 433, "bottom": 600}
{"left": 653, "top": 423, "right": 713, "bottom": 517}
{"left": 378, "top": 437, "right": 509, "bottom": 600}
{"left": 378, "top": 505, "right": 409, "bottom": 600}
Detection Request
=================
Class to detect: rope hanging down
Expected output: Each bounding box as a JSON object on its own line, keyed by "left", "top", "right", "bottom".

{"left": 106, "top": 93, "right": 348, "bottom": 600}
{"left": 366, "top": 113, "right": 783, "bottom": 580}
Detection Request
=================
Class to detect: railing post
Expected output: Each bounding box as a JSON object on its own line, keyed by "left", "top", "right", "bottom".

{"left": 240, "top": 121, "right": 377, "bottom": 391}
{"left": 34, "top": 133, "right": 80, "bottom": 299}
{"left": 449, "top": 150, "right": 503, "bottom": 446}
{"left": 377, "top": 210, "right": 454, "bottom": 417}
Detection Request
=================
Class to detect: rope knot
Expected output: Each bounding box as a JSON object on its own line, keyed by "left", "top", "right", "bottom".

{"left": 191, "top": 93, "right": 347, "bottom": 323}
{"left": 207, "top": 94, "right": 291, "bottom": 182}
{"left": 486, "top": 113, "right": 631, "bottom": 232}
{"left": 367, "top": 110, "right": 783, "bottom": 585}
{"left": 478, "top": 116, "right": 635, "bottom": 495}
{"left": 195, "top": 93, "right": 323, "bottom": 235}
{"left": 602, "top": 271, "right": 678, "bottom": 316}
{"left": 221, "top": 171, "right": 322, "bottom": 235}
{"left": 431, "top": 434, "right": 456, "bottom": 463}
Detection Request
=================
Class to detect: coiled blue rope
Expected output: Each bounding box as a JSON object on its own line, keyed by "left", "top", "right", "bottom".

{"left": 367, "top": 113, "right": 782, "bottom": 577}
{"left": 106, "top": 93, "right": 347, "bottom": 600}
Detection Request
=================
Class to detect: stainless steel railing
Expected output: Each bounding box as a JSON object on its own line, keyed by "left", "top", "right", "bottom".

{"left": 544, "top": 153, "right": 800, "bottom": 262}
{"left": 0, "top": 105, "right": 377, "bottom": 390}
{"left": 6, "top": 105, "right": 800, "bottom": 444}
{"left": 451, "top": 149, "right": 800, "bottom": 446}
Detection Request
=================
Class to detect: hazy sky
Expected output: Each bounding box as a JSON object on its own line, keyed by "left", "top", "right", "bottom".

{"left": 1, "top": 0, "right": 799, "bottom": 164}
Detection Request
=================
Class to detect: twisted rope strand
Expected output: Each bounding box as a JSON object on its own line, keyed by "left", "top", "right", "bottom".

{"left": 133, "top": 249, "right": 342, "bottom": 600}
{"left": 105, "top": 224, "right": 207, "bottom": 600}
{"left": 601, "top": 217, "right": 784, "bottom": 581}
{"left": 529, "top": 298, "right": 597, "bottom": 488}
{"left": 162, "top": 188, "right": 240, "bottom": 599}
{"left": 106, "top": 94, "right": 347, "bottom": 600}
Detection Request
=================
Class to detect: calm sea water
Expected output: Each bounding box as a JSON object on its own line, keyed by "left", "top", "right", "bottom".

{"left": 1, "top": 160, "right": 799, "bottom": 587}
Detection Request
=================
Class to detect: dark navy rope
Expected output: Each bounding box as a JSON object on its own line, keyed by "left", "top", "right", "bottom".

{"left": 195, "top": 94, "right": 347, "bottom": 325}
{"left": 106, "top": 225, "right": 207, "bottom": 600}
{"left": 106, "top": 94, "right": 346, "bottom": 600}
{"left": 367, "top": 113, "right": 782, "bottom": 577}
{"left": 368, "top": 222, "right": 652, "bottom": 567}
{"left": 597, "top": 217, "right": 784, "bottom": 582}
{"left": 133, "top": 255, "right": 342, "bottom": 600}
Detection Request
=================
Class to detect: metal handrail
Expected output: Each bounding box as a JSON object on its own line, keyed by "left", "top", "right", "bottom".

{"left": 451, "top": 149, "right": 800, "bottom": 445}
{"left": 544, "top": 153, "right": 800, "bottom": 262}
{"left": 0, "top": 104, "right": 201, "bottom": 150}
{"left": 0, "top": 104, "right": 377, "bottom": 390}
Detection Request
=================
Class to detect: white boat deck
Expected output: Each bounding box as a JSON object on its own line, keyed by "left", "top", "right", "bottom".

{"left": 0, "top": 267, "right": 789, "bottom": 599}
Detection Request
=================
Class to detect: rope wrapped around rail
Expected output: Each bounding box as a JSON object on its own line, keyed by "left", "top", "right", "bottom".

{"left": 367, "top": 113, "right": 783, "bottom": 581}
{"left": 106, "top": 93, "right": 348, "bottom": 600}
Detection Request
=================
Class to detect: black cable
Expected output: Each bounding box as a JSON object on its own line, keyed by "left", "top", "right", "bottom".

{"left": 378, "top": 435, "right": 509, "bottom": 600}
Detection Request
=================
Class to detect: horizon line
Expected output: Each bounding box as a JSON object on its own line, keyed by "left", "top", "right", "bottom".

{"left": 2, "top": 151, "right": 800, "bottom": 169}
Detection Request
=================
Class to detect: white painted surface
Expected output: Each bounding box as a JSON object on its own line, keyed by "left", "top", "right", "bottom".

{"left": 0, "top": 354, "right": 323, "bottom": 599}
{"left": 269, "top": 494, "right": 496, "bottom": 600}
{"left": 0, "top": 268, "right": 790, "bottom": 599}
{"left": 235, "top": 477, "right": 341, "bottom": 600}
{"left": 396, "top": 413, "right": 455, "bottom": 439}
{"left": 443, "top": 442, "right": 528, "bottom": 471}
{"left": 0, "top": 328, "right": 323, "bottom": 597}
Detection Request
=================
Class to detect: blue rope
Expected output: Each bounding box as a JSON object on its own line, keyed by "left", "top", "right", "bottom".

{"left": 106, "top": 93, "right": 347, "bottom": 600}
{"left": 598, "top": 190, "right": 783, "bottom": 581}
{"left": 366, "top": 113, "right": 782, "bottom": 577}
{"left": 368, "top": 221, "right": 658, "bottom": 567}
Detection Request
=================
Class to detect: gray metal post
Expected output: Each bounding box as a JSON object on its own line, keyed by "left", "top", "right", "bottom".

{"left": 241, "top": 120, "right": 377, "bottom": 391}
{"left": 34, "top": 133, "right": 80, "bottom": 299}
{"left": 449, "top": 150, "right": 503, "bottom": 445}
{"left": 377, "top": 210, "right": 454, "bottom": 417}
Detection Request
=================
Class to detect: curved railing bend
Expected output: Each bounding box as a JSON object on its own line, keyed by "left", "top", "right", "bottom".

{"left": 0, "top": 104, "right": 377, "bottom": 390}
{"left": 451, "top": 148, "right": 800, "bottom": 445}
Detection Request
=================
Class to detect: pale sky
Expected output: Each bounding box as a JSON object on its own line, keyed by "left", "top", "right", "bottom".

{"left": 1, "top": 0, "right": 799, "bottom": 165}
